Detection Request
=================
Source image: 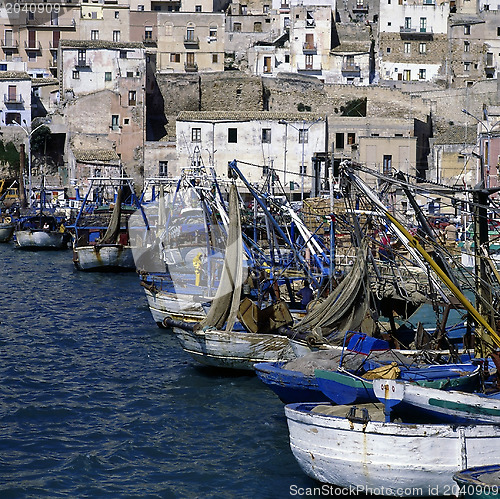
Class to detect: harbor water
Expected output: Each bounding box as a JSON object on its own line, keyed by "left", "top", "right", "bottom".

{"left": 0, "top": 243, "right": 452, "bottom": 498}
{"left": 0, "top": 244, "right": 322, "bottom": 498}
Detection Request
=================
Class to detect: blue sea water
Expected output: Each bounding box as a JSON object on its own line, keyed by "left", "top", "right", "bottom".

{"left": 0, "top": 243, "right": 324, "bottom": 499}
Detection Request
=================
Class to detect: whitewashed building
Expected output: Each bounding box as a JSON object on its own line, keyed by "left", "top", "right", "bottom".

{"left": 176, "top": 111, "right": 327, "bottom": 198}
{"left": 0, "top": 71, "right": 31, "bottom": 126}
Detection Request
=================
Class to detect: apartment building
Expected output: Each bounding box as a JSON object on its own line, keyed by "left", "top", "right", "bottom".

{"left": 0, "top": 71, "right": 31, "bottom": 126}
{"left": 378, "top": 0, "right": 449, "bottom": 82}
{"left": 0, "top": 3, "right": 80, "bottom": 79}
{"left": 176, "top": 111, "right": 326, "bottom": 197}
{"left": 156, "top": 12, "right": 225, "bottom": 72}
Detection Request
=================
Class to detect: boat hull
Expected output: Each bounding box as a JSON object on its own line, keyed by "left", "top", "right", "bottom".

{"left": 0, "top": 223, "right": 15, "bottom": 242}
{"left": 15, "top": 230, "right": 68, "bottom": 249}
{"left": 173, "top": 327, "right": 296, "bottom": 371}
{"left": 254, "top": 362, "right": 330, "bottom": 403}
{"left": 285, "top": 402, "right": 500, "bottom": 497}
{"left": 453, "top": 465, "right": 500, "bottom": 498}
{"left": 73, "top": 244, "right": 135, "bottom": 271}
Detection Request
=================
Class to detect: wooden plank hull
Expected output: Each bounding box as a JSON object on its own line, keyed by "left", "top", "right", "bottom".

{"left": 173, "top": 327, "right": 296, "bottom": 371}
{"left": 73, "top": 244, "right": 135, "bottom": 271}
{"left": 0, "top": 224, "right": 15, "bottom": 242}
{"left": 285, "top": 402, "right": 500, "bottom": 496}
{"left": 15, "top": 230, "right": 68, "bottom": 250}
{"left": 374, "top": 379, "right": 500, "bottom": 424}
{"left": 255, "top": 361, "right": 330, "bottom": 403}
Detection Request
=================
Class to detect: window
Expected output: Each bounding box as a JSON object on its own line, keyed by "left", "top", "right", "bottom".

{"left": 241, "top": 5, "right": 247, "bottom": 14}
{"left": 212, "top": 54, "right": 218, "bottom": 63}
{"left": 464, "top": 41, "right": 470, "bottom": 52}
{"left": 419, "top": 17, "right": 427, "bottom": 33}
{"left": 186, "top": 27, "right": 195, "bottom": 41}
{"left": 419, "top": 68, "right": 426, "bottom": 79}
{"left": 253, "top": 21, "right": 262, "bottom": 32}
{"left": 233, "top": 22, "right": 241, "bottom": 32}
{"left": 124, "top": 118, "right": 129, "bottom": 125}
{"left": 305, "top": 54, "right": 313, "bottom": 69}
{"left": 404, "top": 43, "right": 411, "bottom": 54}
{"left": 91, "top": 30, "right": 99, "bottom": 40}
{"left": 114, "top": 11, "right": 119, "bottom": 18}
{"left": 128, "top": 90, "right": 136, "bottom": 106}
{"left": 262, "top": 128, "right": 271, "bottom": 143}
{"left": 404, "top": 17, "right": 411, "bottom": 29}
{"left": 285, "top": 54, "right": 290, "bottom": 63}
{"left": 383, "top": 155, "right": 392, "bottom": 175}
{"left": 228, "top": 128, "right": 237, "bottom": 143}
{"left": 170, "top": 53, "right": 180, "bottom": 63}
{"left": 120, "top": 50, "right": 127, "bottom": 59}
{"left": 191, "top": 128, "right": 201, "bottom": 142}
{"left": 299, "top": 129, "right": 308, "bottom": 144}
{"left": 111, "top": 115, "right": 119, "bottom": 130}
{"left": 403, "top": 69, "right": 411, "bottom": 80}
{"left": 138, "top": 5, "right": 144, "bottom": 10}
{"left": 195, "top": 5, "right": 202, "bottom": 11}
{"left": 113, "top": 30, "right": 120, "bottom": 42}
{"left": 263, "top": 56, "right": 272, "bottom": 73}
{"left": 209, "top": 27, "right": 217, "bottom": 39}
{"left": 72, "top": 70, "right": 79, "bottom": 79}
{"left": 28, "top": 11, "right": 34, "bottom": 20}
{"left": 387, "top": 47, "right": 391, "bottom": 53}
{"left": 159, "top": 161, "right": 168, "bottom": 177}
{"left": 306, "top": 11, "right": 315, "bottom": 27}
{"left": 263, "top": 4, "right": 269, "bottom": 12}
{"left": 28, "top": 52, "right": 37, "bottom": 62}
{"left": 497, "top": 27, "right": 500, "bottom": 36}
{"left": 419, "top": 42, "right": 426, "bottom": 54}
{"left": 127, "top": 71, "right": 133, "bottom": 78}
{"left": 105, "top": 71, "right": 112, "bottom": 81}
{"left": 464, "top": 25, "right": 471, "bottom": 35}
{"left": 347, "top": 133, "right": 355, "bottom": 145}
{"left": 144, "top": 27, "right": 153, "bottom": 39}
{"left": 464, "top": 61, "right": 471, "bottom": 72}
{"left": 335, "top": 133, "right": 344, "bottom": 149}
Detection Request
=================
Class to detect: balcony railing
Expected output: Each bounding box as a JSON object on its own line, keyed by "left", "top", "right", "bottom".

{"left": 4, "top": 93, "right": 24, "bottom": 105}
{"left": 183, "top": 36, "right": 199, "bottom": 48}
{"left": 399, "top": 26, "right": 433, "bottom": 39}
{"left": 142, "top": 36, "right": 157, "bottom": 46}
{"left": 76, "top": 58, "right": 91, "bottom": 68}
{"left": 184, "top": 62, "right": 198, "bottom": 72}
{"left": 1, "top": 39, "right": 19, "bottom": 50}
{"left": 302, "top": 42, "right": 317, "bottom": 54}
{"left": 24, "top": 40, "right": 42, "bottom": 50}
{"left": 352, "top": 4, "right": 368, "bottom": 12}
{"left": 342, "top": 63, "right": 361, "bottom": 74}
{"left": 25, "top": 17, "right": 76, "bottom": 29}
{"left": 297, "top": 63, "right": 322, "bottom": 72}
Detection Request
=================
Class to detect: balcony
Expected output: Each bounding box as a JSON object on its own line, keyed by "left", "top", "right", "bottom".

{"left": 302, "top": 42, "right": 317, "bottom": 54}
{"left": 297, "top": 63, "right": 322, "bottom": 73}
{"left": 399, "top": 26, "right": 433, "bottom": 40}
{"left": 142, "top": 36, "right": 157, "bottom": 47}
{"left": 1, "top": 39, "right": 19, "bottom": 50}
{"left": 184, "top": 62, "right": 198, "bottom": 72}
{"left": 24, "top": 40, "right": 42, "bottom": 51}
{"left": 342, "top": 63, "right": 361, "bottom": 75}
{"left": 352, "top": 3, "right": 368, "bottom": 13}
{"left": 4, "top": 93, "right": 24, "bottom": 105}
{"left": 183, "top": 36, "right": 199, "bottom": 48}
{"left": 76, "top": 58, "right": 91, "bottom": 68}
{"left": 25, "top": 17, "right": 76, "bottom": 29}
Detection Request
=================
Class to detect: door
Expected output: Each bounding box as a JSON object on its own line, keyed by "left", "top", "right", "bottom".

{"left": 4, "top": 29, "right": 12, "bottom": 46}
{"left": 264, "top": 56, "right": 271, "bottom": 73}
{"left": 28, "top": 30, "right": 36, "bottom": 48}
{"left": 52, "top": 30, "right": 60, "bottom": 49}
{"left": 8, "top": 85, "right": 16, "bottom": 102}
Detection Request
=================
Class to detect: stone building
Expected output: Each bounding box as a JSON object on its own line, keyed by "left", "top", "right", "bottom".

{"left": 378, "top": 0, "right": 449, "bottom": 82}
{"left": 176, "top": 110, "right": 327, "bottom": 198}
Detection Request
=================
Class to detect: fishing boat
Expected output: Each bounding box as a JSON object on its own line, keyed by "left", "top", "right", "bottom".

{"left": 0, "top": 213, "right": 15, "bottom": 242}
{"left": 15, "top": 213, "right": 69, "bottom": 249}
{"left": 372, "top": 377, "right": 500, "bottom": 424}
{"left": 72, "top": 177, "right": 142, "bottom": 271}
{"left": 285, "top": 401, "right": 500, "bottom": 497}
{"left": 169, "top": 183, "right": 297, "bottom": 370}
{"left": 453, "top": 465, "right": 500, "bottom": 498}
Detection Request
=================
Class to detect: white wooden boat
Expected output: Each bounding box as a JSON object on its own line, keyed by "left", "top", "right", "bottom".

{"left": 373, "top": 378, "right": 500, "bottom": 424}
{"left": 285, "top": 401, "right": 500, "bottom": 497}
{"left": 16, "top": 229, "right": 68, "bottom": 249}
{"left": 73, "top": 243, "right": 135, "bottom": 271}
{"left": 173, "top": 325, "right": 295, "bottom": 370}
{"left": 0, "top": 221, "right": 15, "bottom": 242}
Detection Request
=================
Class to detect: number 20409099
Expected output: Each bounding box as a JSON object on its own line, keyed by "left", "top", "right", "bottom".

{"left": 5, "top": 3, "right": 61, "bottom": 13}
